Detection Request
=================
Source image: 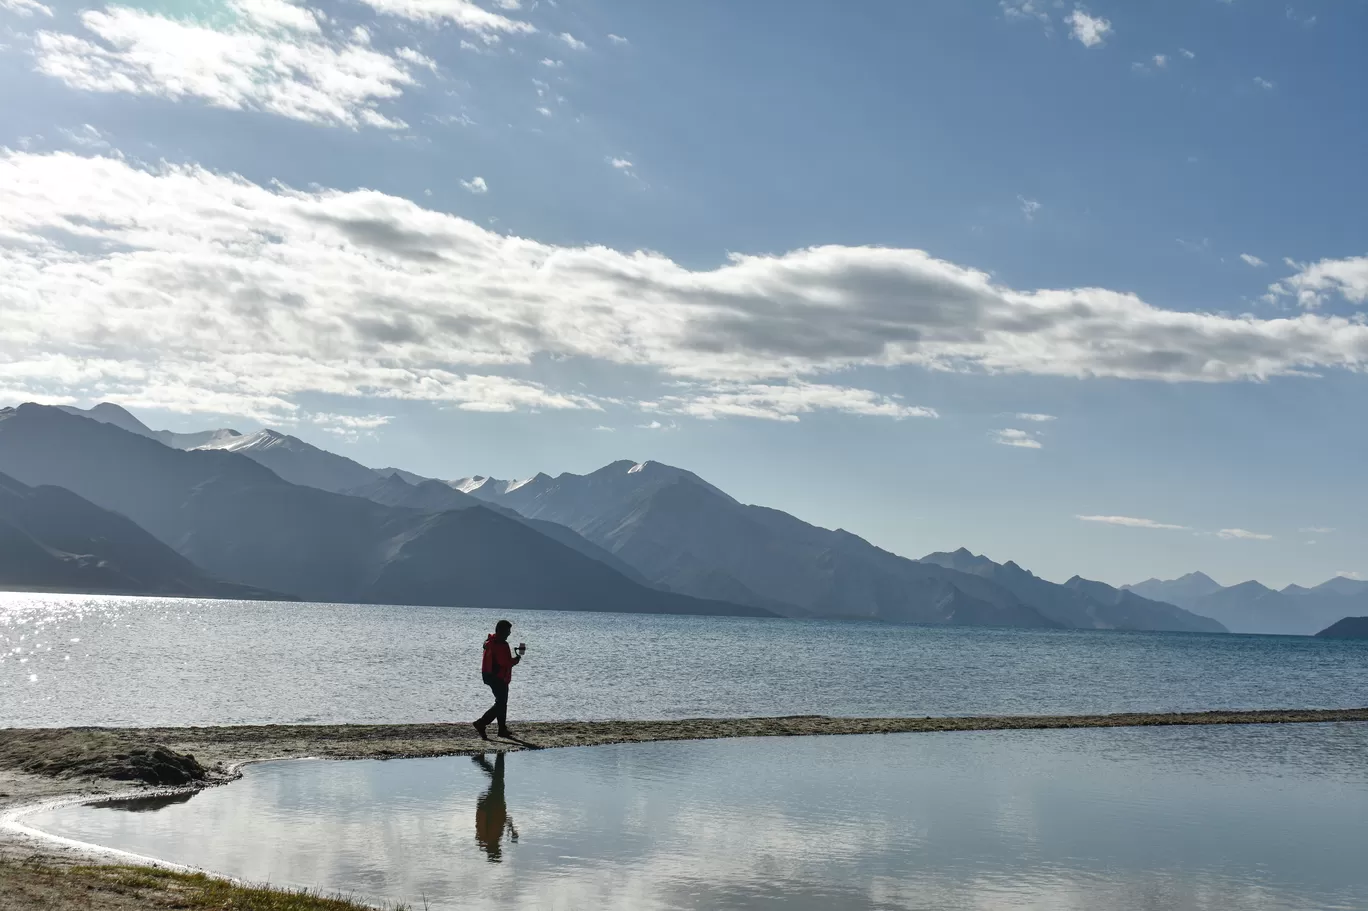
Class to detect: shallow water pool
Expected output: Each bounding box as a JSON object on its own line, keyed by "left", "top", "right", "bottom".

{"left": 25, "top": 723, "right": 1368, "bottom": 910}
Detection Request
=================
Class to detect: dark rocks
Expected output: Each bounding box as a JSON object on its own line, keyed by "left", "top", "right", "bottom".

{"left": 0, "top": 729, "right": 207, "bottom": 786}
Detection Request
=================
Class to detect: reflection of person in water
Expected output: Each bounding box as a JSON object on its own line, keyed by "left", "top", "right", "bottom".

{"left": 473, "top": 752, "right": 518, "bottom": 862}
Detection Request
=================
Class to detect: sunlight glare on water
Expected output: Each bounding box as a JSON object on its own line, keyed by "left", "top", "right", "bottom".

{"left": 2, "top": 592, "right": 1367, "bottom": 727}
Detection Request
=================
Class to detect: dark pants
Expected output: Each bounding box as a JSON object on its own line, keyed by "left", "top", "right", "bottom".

{"left": 477, "top": 673, "right": 509, "bottom": 730}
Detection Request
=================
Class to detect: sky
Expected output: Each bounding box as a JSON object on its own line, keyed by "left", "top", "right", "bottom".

{"left": 0, "top": 0, "right": 1365, "bottom": 589}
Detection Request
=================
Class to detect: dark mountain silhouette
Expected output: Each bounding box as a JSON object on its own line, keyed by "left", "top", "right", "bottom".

{"left": 920, "top": 548, "right": 1224, "bottom": 633}
{"left": 0, "top": 406, "right": 772, "bottom": 618}
{"left": 346, "top": 474, "right": 651, "bottom": 584}
{"left": 456, "top": 461, "right": 1062, "bottom": 628}
{"left": 1315, "top": 617, "right": 1368, "bottom": 639}
{"left": 1126, "top": 572, "right": 1368, "bottom": 635}
{"left": 0, "top": 470, "right": 277, "bottom": 599}
{"left": 58, "top": 402, "right": 240, "bottom": 450}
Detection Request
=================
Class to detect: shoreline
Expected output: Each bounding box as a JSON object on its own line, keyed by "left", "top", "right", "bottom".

{"left": 3, "top": 707, "right": 1367, "bottom": 874}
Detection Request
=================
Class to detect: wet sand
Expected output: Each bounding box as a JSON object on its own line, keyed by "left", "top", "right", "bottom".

{"left": 3, "top": 707, "right": 1366, "bottom": 904}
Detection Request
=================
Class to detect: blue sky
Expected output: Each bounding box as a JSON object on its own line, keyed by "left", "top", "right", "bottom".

{"left": 0, "top": 0, "right": 1365, "bottom": 588}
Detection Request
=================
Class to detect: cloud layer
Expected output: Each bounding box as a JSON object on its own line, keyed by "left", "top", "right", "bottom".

{"left": 30, "top": 1, "right": 434, "bottom": 129}
{"left": 2, "top": 152, "right": 1368, "bottom": 422}
{"left": 1076, "top": 515, "right": 1188, "bottom": 530}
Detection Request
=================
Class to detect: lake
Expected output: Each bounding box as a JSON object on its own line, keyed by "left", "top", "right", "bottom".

{"left": 23, "top": 723, "right": 1368, "bottom": 911}
{"left": 4, "top": 592, "right": 1368, "bottom": 727}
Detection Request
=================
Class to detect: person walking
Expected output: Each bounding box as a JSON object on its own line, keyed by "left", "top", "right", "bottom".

{"left": 474, "top": 619, "right": 524, "bottom": 740}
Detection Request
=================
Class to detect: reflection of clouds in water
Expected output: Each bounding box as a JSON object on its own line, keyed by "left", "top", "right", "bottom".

{"left": 26, "top": 727, "right": 1368, "bottom": 911}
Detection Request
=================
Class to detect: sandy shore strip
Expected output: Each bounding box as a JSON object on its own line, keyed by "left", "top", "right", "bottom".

{"left": 3, "top": 708, "right": 1366, "bottom": 865}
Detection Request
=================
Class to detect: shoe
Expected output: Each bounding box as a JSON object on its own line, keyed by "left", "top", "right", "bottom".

{"left": 497, "top": 728, "right": 515, "bottom": 739}
{"left": 473, "top": 720, "right": 490, "bottom": 740}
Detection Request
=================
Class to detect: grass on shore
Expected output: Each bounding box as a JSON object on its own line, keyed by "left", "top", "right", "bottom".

{"left": 0, "top": 859, "right": 408, "bottom": 911}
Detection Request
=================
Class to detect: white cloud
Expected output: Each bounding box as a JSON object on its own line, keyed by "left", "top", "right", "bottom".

{"left": 557, "top": 32, "right": 585, "bottom": 50}
{"left": 1286, "top": 7, "right": 1317, "bottom": 27}
{"left": 1254, "top": 76, "right": 1275, "bottom": 90}
{"left": 1018, "top": 196, "right": 1041, "bottom": 220}
{"left": 1217, "top": 528, "right": 1273, "bottom": 540}
{"left": 535, "top": 105, "right": 551, "bottom": 116}
{"left": 1152, "top": 54, "right": 1167, "bottom": 68}
{"left": 1239, "top": 253, "right": 1266, "bottom": 268}
{"left": 1076, "top": 515, "right": 1188, "bottom": 531}
{"left": 1001, "top": 0, "right": 1050, "bottom": 25}
{"left": 58, "top": 124, "right": 109, "bottom": 149}
{"left": 30, "top": 5, "right": 427, "bottom": 129}
{"left": 395, "top": 47, "right": 438, "bottom": 72}
{"left": 1299, "top": 526, "right": 1334, "bottom": 534}
{"left": 1180, "top": 47, "right": 1195, "bottom": 59}
{"left": 993, "top": 428, "right": 1042, "bottom": 449}
{"left": 1337, "top": 571, "right": 1362, "bottom": 580}
{"left": 607, "top": 157, "right": 636, "bottom": 177}
{"left": 1067, "top": 9, "right": 1112, "bottom": 47}
{"left": 493, "top": 0, "right": 520, "bottom": 8}
{"left": 593, "top": 425, "right": 614, "bottom": 432}
{"left": 460, "top": 175, "right": 488, "bottom": 194}
{"left": 540, "top": 57, "right": 563, "bottom": 68}
{"left": 1267, "top": 255, "right": 1368, "bottom": 308}
{"left": 4, "top": 153, "right": 1368, "bottom": 424}
{"left": 233, "top": 0, "right": 322, "bottom": 34}
{"left": 308, "top": 411, "right": 392, "bottom": 439}
{"left": 1015, "top": 412, "right": 1056, "bottom": 422}
{"left": 637, "top": 420, "right": 677, "bottom": 431}
{"left": 0, "top": 0, "right": 53, "bottom": 17}
{"left": 658, "top": 383, "right": 937, "bottom": 423}
{"left": 607, "top": 33, "right": 628, "bottom": 45}
{"left": 353, "top": 0, "right": 533, "bottom": 36}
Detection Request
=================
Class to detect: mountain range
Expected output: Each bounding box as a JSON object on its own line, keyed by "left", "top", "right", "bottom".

{"left": 0, "top": 405, "right": 769, "bottom": 618}
{"left": 452, "top": 463, "right": 1220, "bottom": 632}
{"left": 5, "top": 400, "right": 1355, "bottom": 637}
{"left": 1126, "top": 572, "right": 1368, "bottom": 636}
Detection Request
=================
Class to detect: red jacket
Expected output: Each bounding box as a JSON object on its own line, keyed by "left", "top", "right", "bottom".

{"left": 482, "top": 634, "right": 518, "bottom": 684}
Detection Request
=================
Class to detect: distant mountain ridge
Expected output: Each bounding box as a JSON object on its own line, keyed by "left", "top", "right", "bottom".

{"left": 921, "top": 548, "right": 1224, "bottom": 633}
{"left": 48, "top": 406, "right": 715, "bottom": 587}
{"left": 59, "top": 403, "right": 241, "bottom": 451}
{"left": 17, "top": 402, "right": 1338, "bottom": 637}
{"left": 193, "top": 428, "right": 381, "bottom": 493}
{"left": 1125, "top": 573, "right": 1368, "bottom": 635}
{"left": 345, "top": 473, "right": 651, "bottom": 585}
{"left": 0, "top": 469, "right": 278, "bottom": 599}
{"left": 456, "top": 460, "right": 1218, "bottom": 632}
{"left": 0, "top": 405, "right": 771, "bottom": 618}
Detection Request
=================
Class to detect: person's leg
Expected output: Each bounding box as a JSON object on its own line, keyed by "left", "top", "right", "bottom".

{"left": 493, "top": 682, "right": 510, "bottom": 734}
{"left": 475, "top": 677, "right": 502, "bottom": 738}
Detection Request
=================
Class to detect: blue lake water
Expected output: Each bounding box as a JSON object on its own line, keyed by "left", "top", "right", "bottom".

{"left": 3, "top": 593, "right": 1368, "bottom": 727}
{"left": 25, "top": 724, "right": 1368, "bottom": 911}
